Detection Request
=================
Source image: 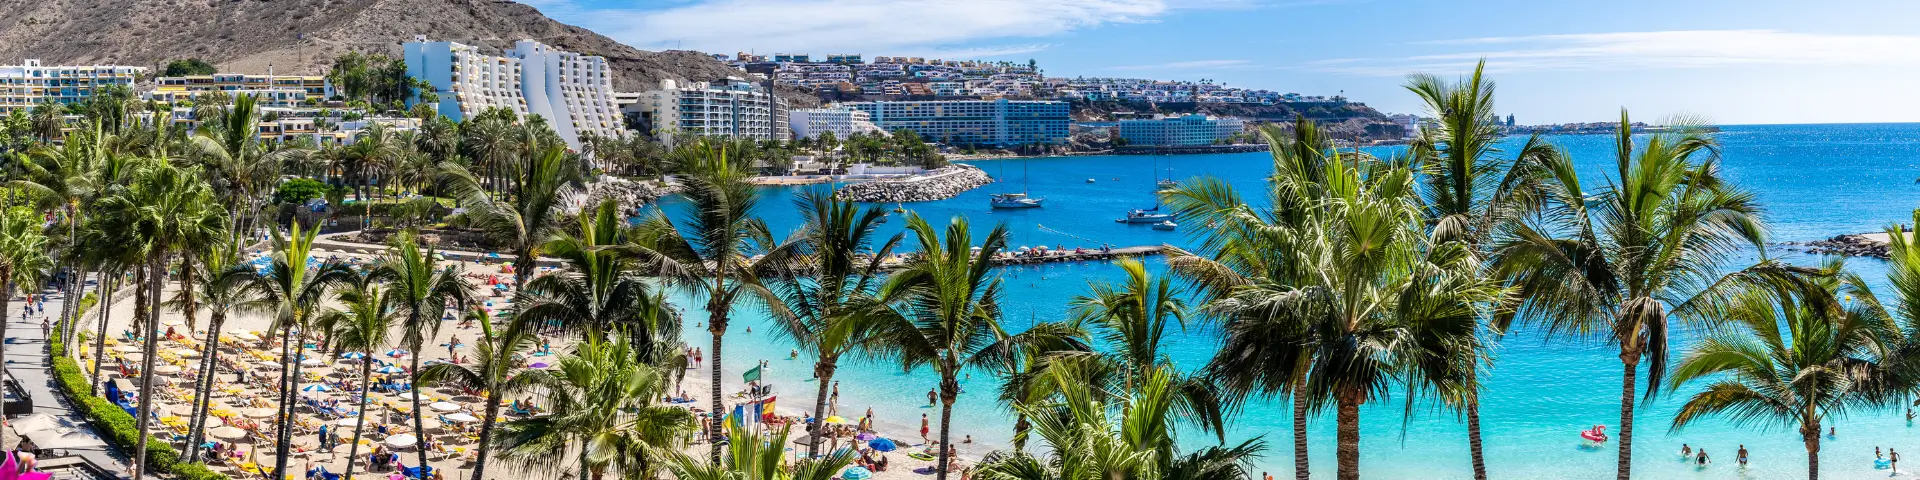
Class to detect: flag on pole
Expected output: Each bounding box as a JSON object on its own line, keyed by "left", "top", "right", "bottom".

{"left": 755, "top": 396, "right": 777, "bottom": 423}
{"left": 743, "top": 365, "right": 762, "bottom": 383}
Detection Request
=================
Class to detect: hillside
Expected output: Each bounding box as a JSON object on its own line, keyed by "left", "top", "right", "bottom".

{"left": 0, "top": 0, "right": 751, "bottom": 94}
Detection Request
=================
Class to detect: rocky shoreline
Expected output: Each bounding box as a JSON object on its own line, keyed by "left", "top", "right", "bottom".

{"left": 1780, "top": 230, "right": 1908, "bottom": 258}
{"left": 586, "top": 176, "right": 677, "bottom": 208}
{"left": 834, "top": 165, "right": 993, "bottom": 203}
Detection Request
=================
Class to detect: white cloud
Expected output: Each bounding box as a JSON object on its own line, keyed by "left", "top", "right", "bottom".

{"left": 1108, "top": 59, "right": 1252, "bottom": 71}
{"left": 1307, "top": 30, "right": 1920, "bottom": 76}
{"left": 523, "top": 0, "right": 1187, "bottom": 57}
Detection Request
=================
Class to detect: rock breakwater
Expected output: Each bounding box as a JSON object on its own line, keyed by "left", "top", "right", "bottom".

{"left": 585, "top": 176, "right": 677, "bottom": 208}
{"left": 835, "top": 165, "right": 992, "bottom": 203}
{"left": 1780, "top": 231, "right": 1908, "bottom": 258}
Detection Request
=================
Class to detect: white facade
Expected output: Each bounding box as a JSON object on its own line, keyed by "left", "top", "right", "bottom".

{"left": 404, "top": 37, "right": 623, "bottom": 150}
{"left": 0, "top": 59, "right": 145, "bottom": 114}
{"left": 788, "top": 107, "right": 879, "bottom": 139}
{"left": 1116, "top": 114, "right": 1246, "bottom": 147}
{"left": 630, "top": 78, "right": 790, "bottom": 148}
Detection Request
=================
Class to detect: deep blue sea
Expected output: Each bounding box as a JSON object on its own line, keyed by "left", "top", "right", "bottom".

{"left": 662, "top": 123, "right": 1920, "bottom": 479}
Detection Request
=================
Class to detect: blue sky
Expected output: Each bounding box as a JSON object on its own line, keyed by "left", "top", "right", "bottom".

{"left": 519, "top": 0, "right": 1920, "bottom": 125}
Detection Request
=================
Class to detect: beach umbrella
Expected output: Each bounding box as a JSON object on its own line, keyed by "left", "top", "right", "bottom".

{"left": 429, "top": 402, "right": 461, "bottom": 412}
{"left": 822, "top": 415, "right": 851, "bottom": 425}
{"left": 334, "top": 417, "right": 362, "bottom": 427}
{"left": 841, "top": 467, "right": 873, "bottom": 480}
{"left": 423, "top": 359, "right": 449, "bottom": 366}
{"left": 203, "top": 416, "right": 225, "bottom": 428}
{"left": 209, "top": 426, "right": 249, "bottom": 440}
{"left": 374, "top": 365, "right": 407, "bottom": 374}
{"left": 340, "top": 352, "right": 367, "bottom": 360}
{"left": 243, "top": 407, "right": 276, "bottom": 418}
{"left": 114, "top": 345, "right": 140, "bottom": 353}
{"left": 443, "top": 413, "right": 479, "bottom": 423}
{"left": 855, "top": 432, "right": 877, "bottom": 441}
{"left": 301, "top": 357, "right": 326, "bottom": 366}
{"left": 385, "top": 433, "right": 419, "bottom": 448}
{"left": 300, "top": 384, "right": 334, "bottom": 392}
{"left": 867, "top": 438, "right": 898, "bottom": 452}
{"left": 384, "top": 349, "right": 409, "bottom": 358}
{"left": 418, "top": 418, "right": 442, "bottom": 430}
{"left": 528, "top": 362, "right": 551, "bottom": 369}
{"left": 154, "top": 365, "right": 183, "bottom": 375}
{"left": 234, "top": 332, "right": 261, "bottom": 342}
{"left": 161, "top": 317, "right": 185, "bottom": 326}
{"left": 169, "top": 348, "right": 200, "bottom": 357}
{"left": 393, "top": 392, "right": 425, "bottom": 402}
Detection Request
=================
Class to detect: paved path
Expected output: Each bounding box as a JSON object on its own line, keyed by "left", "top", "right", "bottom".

{"left": 5, "top": 281, "right": 134, "bottom": 479}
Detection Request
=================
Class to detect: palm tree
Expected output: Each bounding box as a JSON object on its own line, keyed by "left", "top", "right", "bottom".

{"left": 1064, "top": 259, "right": 1226, "bottom": 438}
{"left": 370, "top": 230, "right": 473, "bottom": 473}
{"left": 867, "top": 214, "right": 1083, "bottom": 480}
{"left": 628, "top": 139, "right": 795, "bottom": 462}
{"left": 974, "top": 365, "right": 1265, "bottom": 480}
{"left": 0, "top": 206, "right": 51, "bottom": 383}
{"left": 169, "top": 241, "right": 271, "bottom": 462}
{"left": 92, "top": 160, "right": 226, "bottom": 480}
{"left": 1160, "top": 121, "right": 1335, "bottom": 480}
{"left": 767, "top": 189, "right": 901, "bottom": 455}
{"left": 518, "top": 200, "right": 680, "bottom": 361}
{"left": 253, "top": 222, "right": 356, "bottom": 480}
{"left": 1402, "top": 61, "right": 1560, "bottom": 480}
{"left": 1667, "top": 262, "right": 1891, "bottom": 480}
{"left": 186, "top": 93, "right": 303, "bottom": 244}
{"left": 1489, "top": 112, "right": 1808, "bottom": 480}
{"left": 441, "top": 143, "right": 578, "bottom": 290}
{"left": 321, "top": 275, "right": 400, "bottom": 480}
{"left": 663, "top": 426, "right": 856, "bottom": 480}
{"left": 418, "top": 308, "right": 536, "bottom": 480}
{"left": 492, "top": 334, "right": 698, "bottom": 480}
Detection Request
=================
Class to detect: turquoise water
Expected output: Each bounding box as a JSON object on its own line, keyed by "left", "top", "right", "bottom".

{"left": 664, "top": 123, "right": 1920, "bottom": 479}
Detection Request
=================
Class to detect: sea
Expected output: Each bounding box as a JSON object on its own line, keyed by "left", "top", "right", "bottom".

{"left": 659, "top": 123, "right": 1920, "bottom": 479}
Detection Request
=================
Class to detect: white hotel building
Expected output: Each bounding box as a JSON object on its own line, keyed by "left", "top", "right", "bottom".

{"left": 626, "top": 77, "right": 789, "bottom": 148}
{"left": 0, "top": 60, "right": 145, "bottom": 114}
{"left": 788, "top": 106, "right": 880, "bottom": 140}
{"left": 403, "top": 37, "right": 623, "bottom": 150}
{"left": 1116, "top": 114, "right": 1246, "bottom": 147}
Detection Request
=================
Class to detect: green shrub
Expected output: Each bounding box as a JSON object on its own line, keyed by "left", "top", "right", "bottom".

{"left": 51, "top": 307, "right": 227, "bottom": 479}
{"left": 273, "top": 178, "right": 336, "bottom": 206}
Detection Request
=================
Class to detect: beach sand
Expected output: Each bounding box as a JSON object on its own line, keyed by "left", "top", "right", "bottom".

{"left": 67, "top": 246, "right": 988, "bottom": 480}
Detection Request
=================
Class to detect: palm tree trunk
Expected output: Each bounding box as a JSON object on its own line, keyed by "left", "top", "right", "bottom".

{"left": 1805, "top": 428, "right": 1820, "bottom": 480}
{"left": 1616, "top": 356, "right": 1638, "bottom": 480}
{"left": 177, "top": 255, "right": 197, "bottom": 329}
{"left": 411, "top": 347, "right": 430, "bottom": 474}
{"left": 706, "top": 303, "right": 727, "bottom": 463}
{"left": 343, "top": 360, "right": 373, "bottom": 480}
{"left": 132, "top": 260, "right": 164, "bottom": 480}
{"left": 936, "top": 373, "right": 957, "bottom": 480}
{"left": 470, "top": 388, "right": 504, "bottom": 480}
{"left": 1293, "top": 376, "right": 1309, "bottom": 480}
{"left": 183, "top": 311, "right": 226, "bottom": 462}
{"left": 807, "top": 359, "right": 836, "bottom": 457}
{"left": 1466, "top": 367, "right": 1487, "bottom": 480}
{"left": 1335, "top": 394, "right": 1360, "bottom": 480}
{"left": 274, "top": 327, "right": 311, "bottom": 480}
{"left": 90, "top": 276, "right": 116, "bottom": 396}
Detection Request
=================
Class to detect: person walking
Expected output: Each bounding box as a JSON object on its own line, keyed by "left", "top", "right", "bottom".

{"left": 1894, "top": 448, "right": 1902, "bottom": 473}
{"left": 920, "top": 413, "right": 930, "bottom": 443}
{"left": 1736, "top": 445, "right": 1748, "bottom": 466}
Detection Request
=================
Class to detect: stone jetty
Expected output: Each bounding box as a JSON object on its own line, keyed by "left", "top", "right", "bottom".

{"left": 835, "top": 165, "right": 992, "bottom": 203}
{"left": 585, "top": 176, "right": 676, "bottom": 207}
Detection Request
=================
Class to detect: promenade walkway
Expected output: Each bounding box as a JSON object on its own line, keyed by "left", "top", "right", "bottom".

{"left": 4, "top": 279, "right": 134, "bottom": 479}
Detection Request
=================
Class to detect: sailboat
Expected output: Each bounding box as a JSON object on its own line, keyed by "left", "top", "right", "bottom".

{"left": 1153, "top": 157, "right": 1177, "bottom": 191}
{"left": 990, "top": 158, "right": 1044, "bottom": 209}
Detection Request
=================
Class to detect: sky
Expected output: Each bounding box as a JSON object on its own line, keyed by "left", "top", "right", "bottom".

{"left": 515, "top": 0, "right": 1920, "bottom": 125}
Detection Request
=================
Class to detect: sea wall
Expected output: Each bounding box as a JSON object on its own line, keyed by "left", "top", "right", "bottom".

{"left": 834, "top": 165, "right": 992, "bottom": 203}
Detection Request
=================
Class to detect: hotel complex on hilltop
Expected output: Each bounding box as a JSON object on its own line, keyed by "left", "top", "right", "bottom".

{"left": 846, "top": 99, "right": 1070, "bottom": 147}
{"left": 623, "top": 77, "right": 790, "bottom": 148}
{"left": 0, "top": 59, "right": 145, "bottom": 114}
{"left": 404, "top": 36, "right": 624, "bottom": 150}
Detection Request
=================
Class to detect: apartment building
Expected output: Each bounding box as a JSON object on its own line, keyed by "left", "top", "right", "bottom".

{"left": 154, "top": 73, "right": 331, "bottom": 101}
{"left": 847, "top": 99, "right": 1069, "bottom": 147}
{"left": 0, "top": 60, "right": 145, "bottom": 114}
{"left": 404, "top": 37, "right": 624, "bottom": 150}
{"left": 1116, "top": 114, "right": 1246, "bottom": 147}
{"left": 627, "top": 77, "right": 790, "bottom": 148}
{"left": 788, "top": 106, "right": 880, "bottom": 139}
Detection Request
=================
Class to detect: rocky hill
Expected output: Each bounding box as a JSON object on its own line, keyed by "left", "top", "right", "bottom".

{"left": 0, "top": 0, "right": 749, "bottom": 94}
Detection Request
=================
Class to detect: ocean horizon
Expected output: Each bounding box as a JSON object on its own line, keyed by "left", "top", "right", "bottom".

{"left": 657, "top": 122, "right": 1920, "bottom": 479}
